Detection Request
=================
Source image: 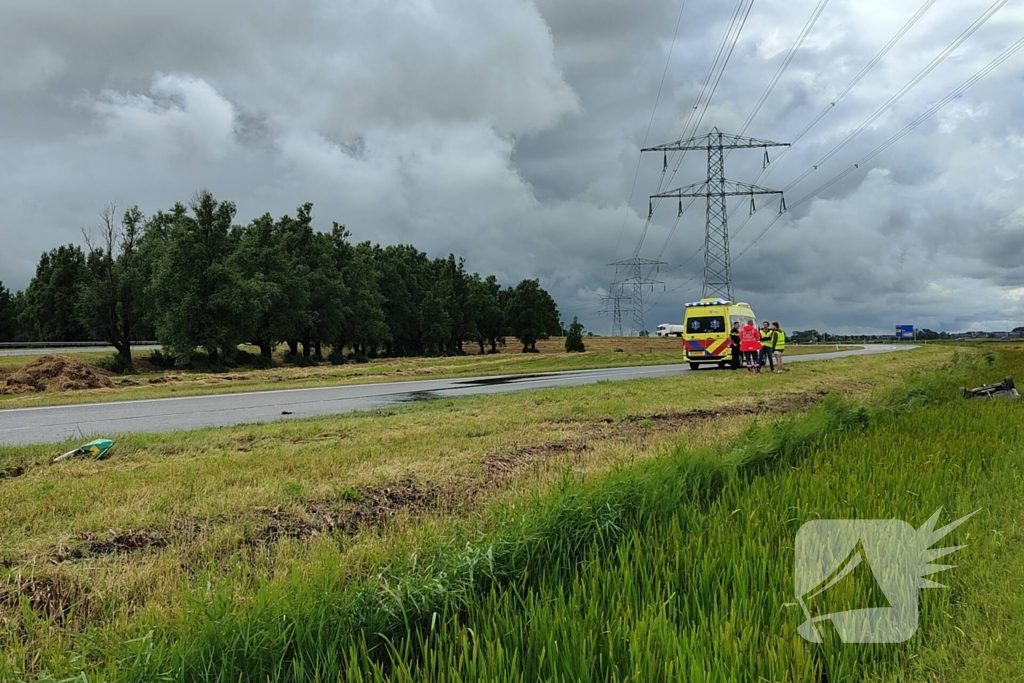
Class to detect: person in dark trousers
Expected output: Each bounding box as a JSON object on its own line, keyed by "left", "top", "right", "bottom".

{"left": 740, "top": 319, "right": 761, "bottom": 372}
{"left": 759, "top": 321, "right": 776, "bottom": 372}
{"left": 730, "top": 321, "right": 742, "bottom": 369}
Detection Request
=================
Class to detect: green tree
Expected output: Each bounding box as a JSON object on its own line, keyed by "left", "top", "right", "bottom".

{"left": 80, "top": 204, "right": 149, "bottom": 371}
{"left": 791, "top": 329, "right": 818, "bottom": 343}
{"left": 419, "top": 287, "right": 451, "bottom": 355}
{"left": 20, "top": 244, "right": 90, "bottom": 341}
{"left": 148, "top": 191, "right": 247, "bottom": 365}
{"left": 327, "top": 235, "right": 385, "bottom": 359}
{"left": 506, "top": 279, "right": 560, "bottom": 353}
{"left": 266, "top": 204, "right": 348, "bottom": 362}
{"left": 231, "top": 210, "right": 311, "bottom": 361}
{"left": 372, "top": 244, "right": 431, "bottom": 357}
{"left": 468, "top": 274, "right": 506, "bottom": 354}
{"left": 565, "top": 316, "right": 585, "bottom": 352}
{"left": 0, "top": 281, "right": 18, "bottom": 342}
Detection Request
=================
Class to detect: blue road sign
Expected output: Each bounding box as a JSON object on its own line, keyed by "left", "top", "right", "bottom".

{"left": 895, "top": 325, "right": 914, "bottom": 339}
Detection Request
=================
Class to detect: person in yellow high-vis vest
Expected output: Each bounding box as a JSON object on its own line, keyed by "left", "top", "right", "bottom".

{"left": 759, "top": 321, "right": 775, "bottom": 372}
{"left": 772, "top": 322, "right": 786, "bottom": 372}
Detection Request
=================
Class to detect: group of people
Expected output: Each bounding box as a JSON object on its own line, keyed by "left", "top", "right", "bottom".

{"left": 730, "top": 320, "right": 785, "bottom": 373}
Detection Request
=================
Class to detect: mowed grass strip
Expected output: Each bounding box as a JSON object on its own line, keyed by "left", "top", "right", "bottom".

{"left": 0, "top": 338, "right": 862, "bottom": 409}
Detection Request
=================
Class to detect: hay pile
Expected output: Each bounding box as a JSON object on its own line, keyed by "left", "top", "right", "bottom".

{"left": 0, "top": 355, "right": 113, "bottom": 394}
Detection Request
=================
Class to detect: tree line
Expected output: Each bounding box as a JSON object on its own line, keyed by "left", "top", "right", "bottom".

{"left": 0, "top": 192, "right": 566, "bottom": 371}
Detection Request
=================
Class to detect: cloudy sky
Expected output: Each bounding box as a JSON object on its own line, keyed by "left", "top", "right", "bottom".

{"left": 2, "top": 0, "right": 1023, "bottom": 335}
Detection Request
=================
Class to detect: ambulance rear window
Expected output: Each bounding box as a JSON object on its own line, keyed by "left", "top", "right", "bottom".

{"left": 686, "top": 316, "right": 726, "bottom": 334}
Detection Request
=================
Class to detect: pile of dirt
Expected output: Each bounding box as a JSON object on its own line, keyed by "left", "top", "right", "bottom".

{"left": 0, "top": 355, "right": 113, "bottom": 394}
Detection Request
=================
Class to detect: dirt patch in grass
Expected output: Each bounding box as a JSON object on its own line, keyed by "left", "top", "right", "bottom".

{"left": 485, "top": 440, "right": 591, "bottom": 481}
{"left": 44, "top": 520, "right": 204, "bottom": 564}
{"left": 247, "top": 480, "right": 460, "bottom": 545}
{"left": 0, "top": 355, "right": 113, "bottom": 394}
{"left": 484, "top": 391, "right": 829, "bottom": 482}
{"left": 0, "top": 464, "right": 26, "bottom": 480}
{"left": 0, "top": 575, "right": 83, "bottom": 626}
{"left": 51, "top": 530, "right": 170, "bottom": 563}
{"left": 146, "top": 375, "right": 185, "bottom": 384}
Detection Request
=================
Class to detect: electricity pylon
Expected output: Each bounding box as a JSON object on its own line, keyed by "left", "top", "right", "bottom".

{"left": 600, "top": 294, "right": 630, "bottom": 337}
{"left": 643, "top": 127, "right": 788, "bottom": 302}
{"left": 608, "top": 257, "right": 665, "bottom": 336}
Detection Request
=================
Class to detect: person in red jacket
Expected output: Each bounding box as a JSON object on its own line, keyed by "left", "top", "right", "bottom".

{"left": 739, "top": 319, "right": 762, "bottom": 373}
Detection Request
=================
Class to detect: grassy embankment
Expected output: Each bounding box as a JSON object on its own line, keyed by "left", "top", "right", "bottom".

{"left": 7, "top": 345, "right": 1019, "bottom": 680}
{"left": 0, "top": 337, "right": 860, "bottom": 409}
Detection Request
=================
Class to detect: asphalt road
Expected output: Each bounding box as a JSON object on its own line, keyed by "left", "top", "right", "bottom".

{"left": 0, "top": 345, "right": 913, "bottom": 446}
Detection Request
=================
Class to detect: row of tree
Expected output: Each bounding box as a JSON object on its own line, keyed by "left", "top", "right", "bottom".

{"left": 0, "top": 192, "right": 565, "bottom": 370}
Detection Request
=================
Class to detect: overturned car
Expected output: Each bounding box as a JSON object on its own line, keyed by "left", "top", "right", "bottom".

{"left": 959, "top": 376, "right": 1020, "bottom": 400}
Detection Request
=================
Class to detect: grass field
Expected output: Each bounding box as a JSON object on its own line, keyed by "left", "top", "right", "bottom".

{"left": 7, "top": 344, "right": 1020, "bottom": 681}
{"left": 0, "top": 338, "right": 859, "bottom": 409}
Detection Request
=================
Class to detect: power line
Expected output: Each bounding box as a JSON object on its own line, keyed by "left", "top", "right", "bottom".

{"left": 731, "top": 34, "right": 1024, "bottom": 263}
{"left": 652, "top": 1, "right": 1006, "bottom": 306}
{"left": 738, "top": 0, "right": 830, "bottom": 136}
{"left": 728, "top": 0, "right": 1003, "bottom": 242}
{"left": 653, "top": 0, "right": 827, "bottom": 260}
{"left": 782, "top": 0, "right": 1010, "bottom": 192}
{"left": 782, "top": 0, "right": 939, "bottom": 152}
{"left": 655, "top": 0, "right": 756, "bottom": 198}
{"left": 610, "top": 0, "right": 689, "bottom": 261}
{"left": 634, "top": 0, "right": 755, "bottom": 257}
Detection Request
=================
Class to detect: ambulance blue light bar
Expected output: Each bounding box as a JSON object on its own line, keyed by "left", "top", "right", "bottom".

{"left": 684, "top": 300, "right": 732, "bottom": 307}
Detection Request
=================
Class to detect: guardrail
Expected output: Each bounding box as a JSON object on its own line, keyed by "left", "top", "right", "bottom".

{"left": 0, "top": 341, "right": 160, "bottom": 349}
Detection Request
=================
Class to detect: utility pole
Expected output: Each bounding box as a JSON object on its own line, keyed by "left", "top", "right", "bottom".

{"left": 600, "top": 294, "right": 630, "bottom": 337}
{"left": 643, "top": 127, "right": 789, "bottom": 302}
{"left": 608, "top": 258, "right": 665, "bottom": 336}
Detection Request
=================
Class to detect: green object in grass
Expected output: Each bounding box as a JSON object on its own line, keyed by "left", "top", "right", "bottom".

{"left": 53, "top": 438, "right": 115, "bottom": 463}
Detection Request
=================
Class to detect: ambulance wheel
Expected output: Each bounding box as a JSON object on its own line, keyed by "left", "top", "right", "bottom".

{"left": 718, "top": 361, "right": 728, "bottom": 369}
{"left": 689, "top": 362, "right": 700, "bottom": 371}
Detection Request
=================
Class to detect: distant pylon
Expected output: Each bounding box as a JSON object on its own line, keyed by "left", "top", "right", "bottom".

{"left": 600, "top": 294, "right": 629, "bottom": 337}
{"left": 643, "top": 127, "right": 789, "bottom": 301}
{"left": 608, "top": 257, "right": 665, "bottom": 335}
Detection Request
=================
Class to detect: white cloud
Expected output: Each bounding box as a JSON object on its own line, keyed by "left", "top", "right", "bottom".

{"left": 88, "top": 74, "right": 238, "bottom": 162}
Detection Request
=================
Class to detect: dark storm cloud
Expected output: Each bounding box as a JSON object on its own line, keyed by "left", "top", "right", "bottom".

{"left": 1, "top": 0, "right": 1023, "bottom": 335}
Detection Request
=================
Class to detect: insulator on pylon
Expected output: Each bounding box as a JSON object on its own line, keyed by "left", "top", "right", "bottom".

{"left": 779, "top": 195, "right": 787, "bottom": 214}
{"left": 663, "top": 152, "right": 668, "bottom": 172}
{"left": 763, "top": 147, "right": 770, "bottom": 169}
{"left": 678, "top": 198, "right": 683, "bottom": 217}
{"left": 749, "top": 195, "right": 756, "bottom": 216}
{"left": 648, "top": 199, "right": 653, "bottom": 219}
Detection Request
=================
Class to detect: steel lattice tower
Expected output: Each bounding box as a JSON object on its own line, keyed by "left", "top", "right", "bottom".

{"left": 608, "top": 257, "right": 665, "bottom": 335}
{"left": 643, "top": 127, "right": 789, "bottom": 302}
{"left": 600, "top": 294, "right": 630, "bottom": 337}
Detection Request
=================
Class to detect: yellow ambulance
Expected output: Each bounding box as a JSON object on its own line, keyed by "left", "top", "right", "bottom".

{"left": 681, "top": 298, "right": 758, "bottom": 370}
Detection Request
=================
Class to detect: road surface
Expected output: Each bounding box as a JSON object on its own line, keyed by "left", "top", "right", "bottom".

{"left": 0, "top": 345, "right": 912, "bottom": 446}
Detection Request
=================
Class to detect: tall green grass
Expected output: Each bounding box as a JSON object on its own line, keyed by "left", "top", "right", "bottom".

{"left": 7, "top": 348, "right": 1023, "bottom": 681}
